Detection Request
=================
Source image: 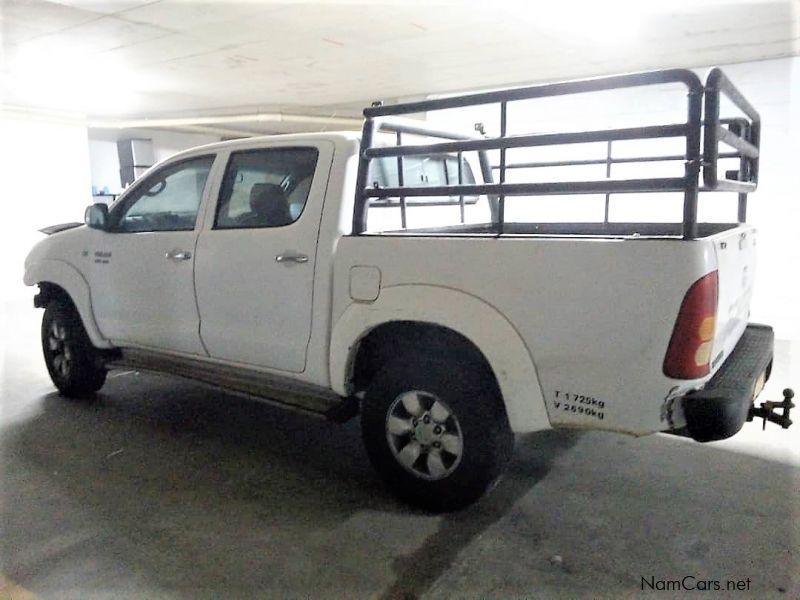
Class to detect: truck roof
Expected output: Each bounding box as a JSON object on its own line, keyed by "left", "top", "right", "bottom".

{"left": 174, "top": 131, "right": 362, "bottom": 158}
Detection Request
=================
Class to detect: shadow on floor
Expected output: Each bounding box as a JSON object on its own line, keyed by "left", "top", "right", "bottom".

{"left": 381, "top": 429, "right": 582, "bottom": 600}
{"left": 0, "top": 371, "right": 576, "bottom": 598}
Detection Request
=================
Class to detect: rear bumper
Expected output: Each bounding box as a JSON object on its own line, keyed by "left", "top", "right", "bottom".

{"left": 680, "top": 324, "right": 774, "bottom": 442}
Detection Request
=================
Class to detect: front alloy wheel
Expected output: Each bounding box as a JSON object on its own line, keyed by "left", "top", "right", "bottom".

{"left": 46, "top": 320, "right": 74, "bottom": 380}
{"left": 42, "top": 299, "right": 107, "bottom": 398}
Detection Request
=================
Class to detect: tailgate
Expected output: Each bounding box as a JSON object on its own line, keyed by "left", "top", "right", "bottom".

{"left": 710, "top": 225, "right": 757, "bottom": 374}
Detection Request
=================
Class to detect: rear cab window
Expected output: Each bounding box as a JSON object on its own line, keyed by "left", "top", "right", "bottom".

{"left": 366, "top": 153, "right": 491, "bottom": 232}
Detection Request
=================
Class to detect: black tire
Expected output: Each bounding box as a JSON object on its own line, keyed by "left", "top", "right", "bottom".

{"left": 361, "top": 355, "right": 513, "bottom": 512}
{"left": 41, "top": 299, "right": 107, "bottom": 398}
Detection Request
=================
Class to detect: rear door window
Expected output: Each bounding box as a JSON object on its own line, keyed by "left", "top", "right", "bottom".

{"left": 214, "top": 147, "right": 319, "bottom": 229}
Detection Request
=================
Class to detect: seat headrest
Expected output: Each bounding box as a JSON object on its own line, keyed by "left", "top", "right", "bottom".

{"left": 249, "top": 183, "right": 292, "bottom": 227}
{"left": 250, "top": 183, "right": 282, "bottom": 211}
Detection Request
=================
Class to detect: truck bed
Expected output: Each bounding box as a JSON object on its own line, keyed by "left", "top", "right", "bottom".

{"left": 333, "top": 222, "right": 756, "bottom": 436}
{"left": 378, "top": 222, "right": 740, "bottom": 238}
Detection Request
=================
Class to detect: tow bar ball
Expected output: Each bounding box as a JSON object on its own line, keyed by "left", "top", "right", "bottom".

{"left": 748, "top": 388, "right": 795, "bottom": 430}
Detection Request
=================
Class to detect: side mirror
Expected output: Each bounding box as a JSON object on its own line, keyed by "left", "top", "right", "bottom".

{"left": 85, "top": 203, "right": 109, "bottom": 230}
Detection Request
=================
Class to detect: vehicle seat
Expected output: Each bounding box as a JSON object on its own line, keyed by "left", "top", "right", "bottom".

{"left": 245, "top": 183, "right": 293, "bottom": 227}
{"left": 287, "top": 176, "right": 313, "bottom": 219}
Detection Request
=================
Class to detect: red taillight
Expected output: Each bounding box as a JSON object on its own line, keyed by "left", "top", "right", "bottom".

{"left": 663, "top": 271, "right": 719, "bottom": 379}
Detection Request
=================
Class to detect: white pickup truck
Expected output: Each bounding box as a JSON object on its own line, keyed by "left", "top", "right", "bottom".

{"left": 24, "top": 68, "right": 793, "bottom": 510}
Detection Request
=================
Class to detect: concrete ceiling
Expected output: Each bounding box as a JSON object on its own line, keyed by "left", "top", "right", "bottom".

{"left": 1, "top": 0, "right": 798, "bottom": 126}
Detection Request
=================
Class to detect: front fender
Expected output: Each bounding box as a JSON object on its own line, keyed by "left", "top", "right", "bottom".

{"left": 24, "top": 258, "right": 112, "bottom": 349}
{"left": 330, "top": 284, "right": 551, "bottom": 433}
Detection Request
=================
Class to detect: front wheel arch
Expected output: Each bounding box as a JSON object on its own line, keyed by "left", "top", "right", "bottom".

{"left": 35, "top": 281, "right": 73, "bottom": 309}
{"left": 25, "top": 258, "right": 113, "bottom": 348}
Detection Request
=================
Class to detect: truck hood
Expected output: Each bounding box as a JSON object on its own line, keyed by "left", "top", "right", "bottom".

{"left": 24, "top": 225, "right": 90, "bottom": 285}
{"left": 39, "top": 222, "right": 84, "bottom": 235}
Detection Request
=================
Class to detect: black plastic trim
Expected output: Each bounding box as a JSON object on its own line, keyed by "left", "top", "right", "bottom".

{"left": 681, "top": 324, "right": 774, "bottom": 442}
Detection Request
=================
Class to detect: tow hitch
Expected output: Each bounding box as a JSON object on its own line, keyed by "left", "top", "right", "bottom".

{"left": 747, "top": 388, "right": 794, "bottom": 430}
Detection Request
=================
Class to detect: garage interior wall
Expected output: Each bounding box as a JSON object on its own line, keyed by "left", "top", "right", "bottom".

{"left": 2, "top": 56, "right": 797, "bottom": 341}
{"left": 0, "top": 112, "right": 92, "bottom": 296}
{"left": 88, "top": 129, "right": 222, "bottom": 195}
{"left": 0, "top": 118, "right": 222, "bottom": 295}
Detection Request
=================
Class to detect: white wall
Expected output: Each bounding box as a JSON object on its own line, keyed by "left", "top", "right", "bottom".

{"left": 425, "top": 56, "right": 800, "bottom": 340}
{"left": 88, "top": 128, "right": 221, "bottom": 195}
{"left": 0, "top": 113, "right": 93, "bottom": 295}
{"left": 88, "top": 137, "right": 121, "bottom": 195}
{"left": 0, "top": 119, "right": 220, "bottom": 299}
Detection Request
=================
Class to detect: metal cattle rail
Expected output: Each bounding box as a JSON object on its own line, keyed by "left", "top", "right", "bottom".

{"left": 352, "top": 67, "right": 760, "bottom": 239}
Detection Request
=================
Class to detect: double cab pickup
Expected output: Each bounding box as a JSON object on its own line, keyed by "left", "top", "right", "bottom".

{"left": 24, "top": 68, "right": 792, "bottom": 510}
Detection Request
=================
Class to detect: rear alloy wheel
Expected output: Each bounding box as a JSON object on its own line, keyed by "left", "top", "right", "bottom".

{"left": 42, "top": 300, "right": 107, "bottom": 398}
{"left": 362, "top": 356, "right": 513, "bottom": 512}
{"left": 385, "top": 390, "right": 464, "bottom": 481}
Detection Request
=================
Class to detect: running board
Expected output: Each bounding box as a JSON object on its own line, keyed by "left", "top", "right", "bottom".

{"left": 107, "top": 348, "right": 346, "bottom": 418}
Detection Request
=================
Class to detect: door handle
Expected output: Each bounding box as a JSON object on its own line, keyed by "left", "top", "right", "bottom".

{"left": 165, "top": 249, "right": 192, "bottom": 261}
{"left": 275, "top": 253, "right": 309, "bottom": 264}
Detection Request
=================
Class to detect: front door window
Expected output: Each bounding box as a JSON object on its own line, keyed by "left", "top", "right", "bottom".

{"left": 112, "top": 156, "right": 215, "bottom": 233}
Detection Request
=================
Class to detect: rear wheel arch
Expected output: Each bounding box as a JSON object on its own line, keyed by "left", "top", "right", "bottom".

{"left": 350, "top": 320, "right": 499, "bottom": 398}
{"left": 330, "top": 285, "right": 551, "bottom": 433}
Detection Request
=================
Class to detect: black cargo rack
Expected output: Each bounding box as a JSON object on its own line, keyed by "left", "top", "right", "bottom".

{"left": 352, "top": 67, "right": 759, "bottom": 239}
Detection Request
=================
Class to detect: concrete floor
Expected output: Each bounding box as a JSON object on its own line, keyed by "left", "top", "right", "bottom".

{"left": 2, "top": 293, "right": 799, "bottom": 599}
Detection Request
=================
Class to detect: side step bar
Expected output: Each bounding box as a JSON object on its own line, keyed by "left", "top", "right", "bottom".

{"left": 107, "top": 348, "right": 356, "bottom": 421}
